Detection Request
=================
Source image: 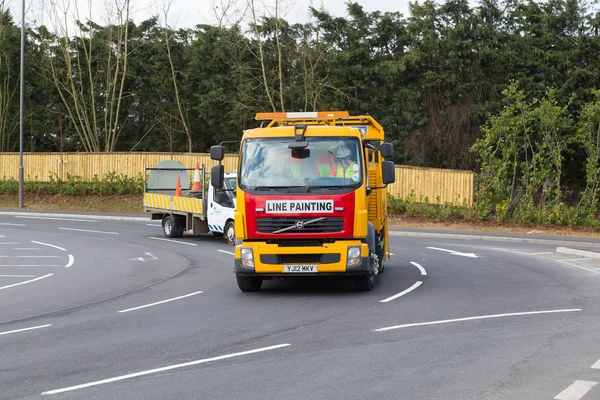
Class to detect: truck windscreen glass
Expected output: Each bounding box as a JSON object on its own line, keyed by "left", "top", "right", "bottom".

{"left": 239, "top": 137, "right": 363, "bottom": 191}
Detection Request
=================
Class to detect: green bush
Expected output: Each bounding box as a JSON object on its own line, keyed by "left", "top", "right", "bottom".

{"left": 0, "top": 172, "right": 144, "bottom": 196}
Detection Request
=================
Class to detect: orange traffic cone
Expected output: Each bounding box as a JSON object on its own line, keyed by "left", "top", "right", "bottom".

{"left": 175, "top": 176, "right": 182, "bottom": 197}
{"left": 191, "top": 162, "right": 202, "bottom": 191}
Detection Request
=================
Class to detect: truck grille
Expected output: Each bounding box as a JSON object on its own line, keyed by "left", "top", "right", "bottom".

{"left": 257, "top": 217, "right": 343, "bottom": 233}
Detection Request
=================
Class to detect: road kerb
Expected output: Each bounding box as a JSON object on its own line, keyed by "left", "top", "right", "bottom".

{"left": 0, "top": 211, "right": 147, "bottom": 222}
{"left": 389, "top": 230, "right": 600, "bottom": 248}
{"left": 556, "top": 247, "right": 600, "bottom": 260}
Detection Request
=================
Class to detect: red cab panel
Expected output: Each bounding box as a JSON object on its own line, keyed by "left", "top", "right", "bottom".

{"left": 245, "top": 192, "right": 355, "bottom": 239}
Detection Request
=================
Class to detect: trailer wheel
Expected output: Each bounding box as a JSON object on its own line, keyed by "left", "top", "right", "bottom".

{"left": 224, "top": 221, "right": 235, "bottom": 246}
{"left": 162, "top": 215, "right": 177, "bottom": 238}
{"left": 236, "top": 274, "right": 262, "bottom": 292}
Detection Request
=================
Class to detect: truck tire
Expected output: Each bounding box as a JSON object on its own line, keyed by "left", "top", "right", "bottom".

{"left": 236, "top": 274, "right": 263, "bottom": 292}
{"left": 354, "top": 273, "right": 375, "bottom": 291}
{"left": 175, "top": 223, "right": 185, "bottom": 238}
{"left": 224, "top": 221, "right": 235, "bottom": 246}
{"left": 162, "top": 215, "right": 177, "bottom": 238}
{"left": 355, "top": 223, "right": 377, "bottom": 291}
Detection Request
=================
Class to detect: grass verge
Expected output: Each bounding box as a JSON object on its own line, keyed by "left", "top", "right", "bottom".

{"left": 0, "top": 194, "right": 143, "bottom": 214}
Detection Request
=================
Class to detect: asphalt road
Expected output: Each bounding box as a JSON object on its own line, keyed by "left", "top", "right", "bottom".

{"left": 1, "top": 214, "right": 600, "bottom": 400}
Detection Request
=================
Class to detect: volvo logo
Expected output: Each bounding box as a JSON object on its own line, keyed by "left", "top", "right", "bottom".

{"left": 295, "top": 221, "right": 305, "bottom": 230}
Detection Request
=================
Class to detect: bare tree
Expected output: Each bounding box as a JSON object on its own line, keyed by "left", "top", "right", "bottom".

{"left": 36, "top": 0, "right": 132, "bottom": 151}
{"left": 159, "top": 0, "right": 192, "bottom": 152}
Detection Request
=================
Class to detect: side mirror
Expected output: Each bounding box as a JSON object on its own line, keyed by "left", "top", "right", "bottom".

{"left": 380, "top": 142, "right": 393, "bottom": 159}
{"left": 210, "top": 145, "right": 225, "bottom": 161}
{"left": 382, "top": 161, "right": 396, "bottom": 184}
{"left": 211, "top": 165, "right": 224, "bottom": 188}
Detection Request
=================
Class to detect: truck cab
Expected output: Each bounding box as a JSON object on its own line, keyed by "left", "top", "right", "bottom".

{"left": 210, "top": 111, "right": 395, "bottom": 292}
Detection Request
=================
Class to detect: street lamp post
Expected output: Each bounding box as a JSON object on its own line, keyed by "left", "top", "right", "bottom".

{"left": 19, "top": 0, "right": 24, "bottom": 208}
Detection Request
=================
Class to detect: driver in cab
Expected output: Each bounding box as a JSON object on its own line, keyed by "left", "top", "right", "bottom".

{"left": 329, "top": 143, "right": 359, "bottom": 181}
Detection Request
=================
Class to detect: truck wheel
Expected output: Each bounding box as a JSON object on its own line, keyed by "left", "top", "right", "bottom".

{"left": 162, "top": 215, "right": 177, "bottom": 238}
{"left": 224, "top": 221, "right": 235, "bottom": 246}
{"left": 175, "top": 223, "right": 185, "bottom": 238}
{"left": 236, "top": 274, "right": 263, "bottom": 292}
{"left": 354, "top": 273, "right": 375, "bottom": 291}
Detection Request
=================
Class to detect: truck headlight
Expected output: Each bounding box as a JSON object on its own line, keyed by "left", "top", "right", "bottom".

{"left": 241, "top": 247, "right": 254, "bottom": 268}
{"left": 347, "top": 246, "right": 361, "bottom": 267}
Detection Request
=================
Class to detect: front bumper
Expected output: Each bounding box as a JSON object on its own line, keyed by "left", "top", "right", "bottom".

{"left": 233, "top": 240, "right": 371, "bottom": 276}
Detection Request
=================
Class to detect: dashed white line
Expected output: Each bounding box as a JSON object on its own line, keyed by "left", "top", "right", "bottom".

{"left": 148, "top": 237, "right": 197, "bottom": 246}
{"left": 0, "top": 256, "right": 59, "bottom": 258}
{"left": 146, "top": 224, "right": 161, "bottom": 227}
{"left": 374, "top": 308, "right": 582, "bottom": 332}
{"left": 217, "top": 249, "right": 235, "bottom": 256}
{"left": 65, "top": 255, "right": 75, "bottom": 268}
{"left": 0, "top": 274, "right": 53, "bottom": 290}
{"left": 410, "top": 261, "right": 427, "bottom": 276}
{"left": 9, "top": 248, "right": 41, "bottom": 250}
{"left": 0, "top": 242, "right": 19, "bottom": 245}
{"left": 556, "top": 260, "right": 600, "bottom": 275}
{"left": 31, "top": 241, "right": 66, "bottom": 252}
{"left": 0, "top": 274, "right": 37, "bottom": 278}
{"left": 41, "top": 343, "right": 291, "bottom": 395}
{"left": 16, "top": 216, "right": 97, "bottom": 222}
{"left": 0, "top": 265, "right": 62, "bottom": 267}
{"left": 58, "top": 227, "right": 119, "bottom": 235}
{"left": 592, "top": 359, "right": 600, "bottom": 369}
{"left": 0, "top": 324, "right": 52, "bottom": 337}
{"left": 554, "top": 380, "right": 598, "bottom": 400}
{"left": 118, "top": 291, "right": 203, "bottom": 313}
{"left": 380, "top": 281, "right": 423, "bottom": 303}
{"left": 0, "top": 223, "right": 25, "bottom": 226}
{"left": 530, "top": 251, "right": 554, "bottom": 255}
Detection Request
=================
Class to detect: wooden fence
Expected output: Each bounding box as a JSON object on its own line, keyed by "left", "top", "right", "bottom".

{"left": 0, "top": 152, "right": 474, "bottom": 205}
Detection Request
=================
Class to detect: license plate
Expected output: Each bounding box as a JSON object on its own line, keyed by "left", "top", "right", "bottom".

{"left": 284, "top": 265, "right": 317, "bottom": 273}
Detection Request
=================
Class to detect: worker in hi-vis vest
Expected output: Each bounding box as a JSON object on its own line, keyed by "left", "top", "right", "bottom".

{"left": 315, "top": 151, "right": 336, "bottom": 177}
{"left": 329, "top": 143, "right": 359, "bottom": 181}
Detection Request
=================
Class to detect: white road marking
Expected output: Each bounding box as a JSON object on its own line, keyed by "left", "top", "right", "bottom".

{"left": 0, "top": 265, "right": 61, "bottom": 267}
{"left": 146, "top": 224, "right": 161, "bottom": 227}
{"left": 0, "top": 223, "right": 25, "bottom": 226}
{"left": 31, "top": 241, "right": 66, "bottom": 252}
{"left": 530, "top": 252, "right": 554, "bottom": 255}
{"left": 129, "top": 257, "right": 145, "bottom": 262}
{"left": 41, "top": 343, "right": 291, "bottom": 395}
{"left": 58, "top": 227, "right": 119, "bottom": 235}
{"left": 0, "top": 274, "right": 37, "bottom": 278}
{"left": 148, "top": 237, "right": 197, "bottom": 246}
{"left": 145, "top": 253, "right": 157, "bottom": 259}
{"left": 380, "top": 281, "right": 423, "bottom": 303}
{"left": 16, "top": 216, "right": 97, "bottom": 222}
{"left": 554, "top": 380, "right": 598, "bottom": 400}
{"left": 410, "top": 261, "right": 427, "bottom": 276}
{"left": 560, "top": 258, "right": 591, "bottom": 262}
{"left": 592, "top": 359, "right": 600, "bottom": 369}
{"left": 556, "top": 260, "right": 600, "bottom": 275}
{"left": 374, "top": 308, "right": 582, "bottom": 332}
{"left": 0, "top": 324, "right": 52, "bottom": 336}
{"left": 0, "top": 242, "right": 19, "bottom": 245}
{"left": 10, "top": 248, "right": 41, "bottom": 250}
{"left": 0, "top": 256, "right": 59, "bottom": 258}
{"left": 217, "top": 249, "right": 235, "bottom": 256}
{"left": 426, "top": 246, "right": 478, "bottom": 258}
{"left": 118, "top": 291, "right": 204, "bottom": 313}
{"left": 0, "top": 274, "right": 53, "bottom": 290}
{"left": 64, "top": 255, "right": 74, "bottom": 268}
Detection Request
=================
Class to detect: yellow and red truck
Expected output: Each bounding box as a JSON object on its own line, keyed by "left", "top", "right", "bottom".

{"left": 210, "top": 111, "right": 396, "bottom": 291}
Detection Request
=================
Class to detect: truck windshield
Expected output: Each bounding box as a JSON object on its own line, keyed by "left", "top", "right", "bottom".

{"left": 239, "top": 137, "right": 362, "bottom": 191}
